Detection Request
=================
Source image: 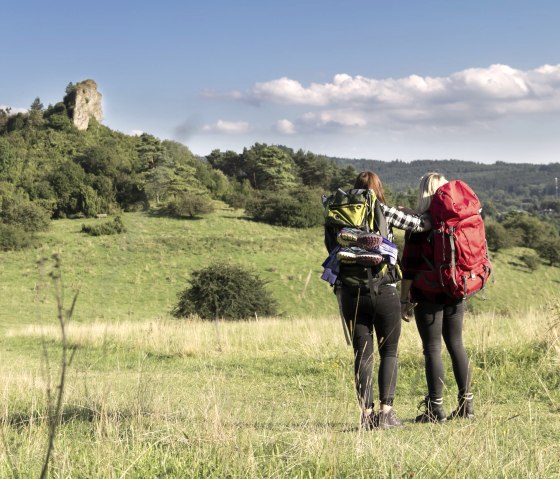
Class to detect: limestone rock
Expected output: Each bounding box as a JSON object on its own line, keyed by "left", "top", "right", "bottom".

{"left": 65, "top": 79, "right": 103, "bottom": 130}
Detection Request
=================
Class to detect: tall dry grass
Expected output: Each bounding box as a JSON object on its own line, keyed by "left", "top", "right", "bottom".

{"left": 1, "top": 308, "right": 559, "bottom": 478}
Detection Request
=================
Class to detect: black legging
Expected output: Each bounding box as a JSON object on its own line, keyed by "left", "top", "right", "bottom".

{"left": 414, "top": 301, "right": 471, "bottom": 399}
{"left": 339, "top": 284, "right": 401, "bottom": 408}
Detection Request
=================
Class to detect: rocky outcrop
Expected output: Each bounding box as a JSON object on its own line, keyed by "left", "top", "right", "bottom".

{"left": 64, "top": 79, "right": 103, "bottom": 130}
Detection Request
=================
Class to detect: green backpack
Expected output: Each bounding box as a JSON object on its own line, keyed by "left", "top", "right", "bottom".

{"left": 324, "top": 188, "right": 401, "bottom": 290}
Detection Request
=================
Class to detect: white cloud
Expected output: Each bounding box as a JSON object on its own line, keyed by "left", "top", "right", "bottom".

{"left": 202, "top": 120, "right": 250, "bottom": 134}
{"left": 300, "top": 110, "right": 367, "bottom": 128}
{"left": 130, "top": 129, "right": 144, "bottom": 136}
{"left": 275, "top": 119, "right": 296, "bottom": 134}
{"left": 222, "top": 64, "right": 560, "bottom": 130}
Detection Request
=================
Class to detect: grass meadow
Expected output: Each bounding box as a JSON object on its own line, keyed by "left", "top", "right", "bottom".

{"left": 0, "top": 206, "right": 559, "bottom": 478}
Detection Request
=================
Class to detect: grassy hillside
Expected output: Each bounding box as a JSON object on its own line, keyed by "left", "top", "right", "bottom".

{"left": 0, "top": 205, "right": 337, "bottom": 330}
{"left": 0, "top": 206, "right": 559, "bottom": 331}
{"left": 0, "top": 207, "right": 559, "bottom": 477}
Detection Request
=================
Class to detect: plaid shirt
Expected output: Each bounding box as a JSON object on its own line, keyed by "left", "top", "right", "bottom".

{"left": 380, "top": 203, "right": 429, "bottom": 241}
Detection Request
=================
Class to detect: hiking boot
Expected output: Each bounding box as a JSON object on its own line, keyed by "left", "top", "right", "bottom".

{"left": 357, "top": 232, "right": 383, "bottom": 251}
{"left": 377, "top": 408, "right": 403, "bottom": 429}
{"left": 337, "top": 228, "right": 362, "bottom": 246}
{"left": 447, "top": 393, "right": 475, "bottom": 420}
{"left": 337, "top": 247, "right": 382, "bottom": 266}
{"left": 361, "top": 409, "right": 378, "bottom": 431}
{"left": 415, "top": 396, "right": 447, "bottom": 423}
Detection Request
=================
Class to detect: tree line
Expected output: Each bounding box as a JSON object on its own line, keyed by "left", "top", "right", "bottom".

{"left": 1, "top": 88, "right": 559, "bottom": 265}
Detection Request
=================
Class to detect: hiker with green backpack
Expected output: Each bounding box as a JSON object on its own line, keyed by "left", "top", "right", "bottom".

{"left": 323, "top": 171, "right": 432, "bottom": 430}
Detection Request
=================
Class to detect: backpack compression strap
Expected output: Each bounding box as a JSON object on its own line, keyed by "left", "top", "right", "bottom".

{"left": 364, "top": 190, "right": 389, "bottom": 295}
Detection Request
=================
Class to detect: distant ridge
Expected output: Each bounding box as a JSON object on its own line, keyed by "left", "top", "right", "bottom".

{"left": 329, "top": 157, "right": 560, "bottom": 202}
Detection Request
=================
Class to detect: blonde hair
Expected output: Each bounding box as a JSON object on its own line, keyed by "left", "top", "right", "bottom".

{"left": 416, "top": 172, "right": 448, "bottom": 213}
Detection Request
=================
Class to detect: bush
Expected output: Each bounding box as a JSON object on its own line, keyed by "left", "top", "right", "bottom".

{"left": 537, "top": 237, "right": 560, "bottom": 266}
{"left": 222, "top": 179, "right": 255, "bottom": 210}
{"left": 172, "top": 264, "right": 278, "bottom": 320}
{"left": 485, "top": 222, "right": 510, "bottom": 252}
{"left": 1, "top": 196, "right": 51, "bottom": 233}
{"left": 165, "top": 193, "right": 215, "bottom": 218}
{"left": 245, "top": 189, "right": 324, "bottom": 228}
{"left": 0, "top": 224, "right": 35, "bottom": 251}
{"left": 521, "top": 253, "right": 540, "bottom": 271}
{"left": 81, "top": 216, "right": 126, "bottom": 236}
{"left": 222, "top": 190, "right": 251, "bottom": 210}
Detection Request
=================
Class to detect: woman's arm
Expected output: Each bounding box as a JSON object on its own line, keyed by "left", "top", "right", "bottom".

{"left": 381, "top": 203, "right": 431, "bottom": 232}
{"left": 400, "top": 279, "right": 415, "bottom": 322}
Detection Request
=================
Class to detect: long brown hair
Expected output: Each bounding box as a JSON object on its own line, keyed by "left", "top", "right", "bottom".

{"left": 353, "top": 171, "right": 386, "bottom": 203}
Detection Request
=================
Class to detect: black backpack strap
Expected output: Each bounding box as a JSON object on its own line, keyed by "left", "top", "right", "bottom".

{"left": 373, "top": 197, "right": 388, "bottom": 238}
{"left": 365, "top": 191, "right": 389, "bottom": 296}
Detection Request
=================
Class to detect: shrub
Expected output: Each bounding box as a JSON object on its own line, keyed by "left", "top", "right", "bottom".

{"left": 222, "top": 190, "right": 251, "bottom": 210}
{"left": 537, "top": 237, "right": 560, "bottom": 266}
{"left": 245, "top": 189, "right": 324, "bottom": 228}
{"left": 521, "top": 253, "right": 540, "bottom": 271}
{"left": 172, "top": 264, "right": 278, "bottom": 320}
{"left": 81, "top": 216, "right": 126, "bottom": 236}
{"left": 0, "top": 224, "right": 35, "bottom": 251}
{"left": 1, "top": 197, "right": 51, "bottom": 233}
{"left": 485, "top": 222, "right": 511, "bottom": 252}
{"left": 165, "top": 193, "right": 215, "bottom": 218}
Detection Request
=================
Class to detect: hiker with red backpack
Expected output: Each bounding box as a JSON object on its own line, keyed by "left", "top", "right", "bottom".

{"left": 400, "top": 172, "right": 492, "bottom": 423}
{"left": 324, "top": 171, "right": 432, "bottom": 430}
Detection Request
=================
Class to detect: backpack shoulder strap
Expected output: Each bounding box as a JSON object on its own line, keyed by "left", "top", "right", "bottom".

{"left": 373, "top": 198, "right": 388, "bottom": 237}
{"left": 366, "top": 191, "right": 388, "bottom": 237}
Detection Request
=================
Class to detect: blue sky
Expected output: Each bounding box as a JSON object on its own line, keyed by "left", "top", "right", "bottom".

{"left": 2, "top": 0, "right": 560, "bottom": 164}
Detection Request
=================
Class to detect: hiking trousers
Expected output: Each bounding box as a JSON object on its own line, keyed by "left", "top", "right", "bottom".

{"left": 339, "top": 284, "right": 401, "bottom": 409}
{"left": 414, "top": 300, "right": 471, "bottom": 399}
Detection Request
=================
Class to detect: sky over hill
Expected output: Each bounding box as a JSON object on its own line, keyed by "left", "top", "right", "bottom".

{"left": 2, "top": 0, "right": 560, "bottom": 164}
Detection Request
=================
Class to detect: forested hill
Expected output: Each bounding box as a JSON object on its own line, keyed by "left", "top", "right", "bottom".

{"left": 331, "top": 157, "right": 560, "bottom": 210}
{"left": 1, "top": 79, "right": 559, "bottom": 228}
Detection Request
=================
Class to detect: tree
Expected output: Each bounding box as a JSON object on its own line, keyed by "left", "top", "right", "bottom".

{"left": 501, "top": 211, "right": 556, "bottom": 246}
{"left": 28, "top": 97, "right": 45, "bottom": 129}
{"left": 137, "top": 133, "right": 168, "bottom": 170}
{"left": 485, "top": 222, "right": 511, "bottom": 251}
{"left": 293, "top": 149, "right": 336, "bottom": 189}
{"left": 44, "top": 102, "right": 74, "bottom": 131}
{"left": 250, "top": 145, "right": 298, "bottom": 191}
{"left": 206, "top": 149, "right": 247, "bottom": 180}
{"left": 144, "top": 166, "right": 176, "bottom": 205}
{"left": 329, "top": 164, "right": 357, "bottom": 191}
{"left": 537, "top": 237, "right": 560, "bottom": 266}
{"left": 245, "top": 188, "right": 324, "bottom": 228}
{"left": 0, "top": 108, "right": 11, "bottom": 133}
{"left": 48, "top": 161, "right": 87, "bottom": 217}
{"left": 6, "top": 113, "right": 26, "bottom": 132}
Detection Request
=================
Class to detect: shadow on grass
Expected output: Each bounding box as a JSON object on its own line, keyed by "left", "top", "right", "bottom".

{"left": 507, "top": 261, "right": 533, "bottom": 272}
{"left": 1, "top": 405, "right": 138, "bottom": 429}
{"left": 146, "top": 208, "right": 206, "bottom": 221}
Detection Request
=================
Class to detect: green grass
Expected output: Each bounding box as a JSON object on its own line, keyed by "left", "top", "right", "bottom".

{"left": 1, "top": 207, "right": 559, "bottom": 477}
{"left": 0, "top": 206, "right": 340, "bottom": 330}
{"left": 1, "top": 312, "right": 559, "bottom": 478}
{"left": 1, "top": 207, "right": 558, "bottom": 331}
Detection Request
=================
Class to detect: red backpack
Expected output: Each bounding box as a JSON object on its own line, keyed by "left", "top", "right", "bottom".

{"left": 413, "top": 180, "right": 492, "bottom": 299}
